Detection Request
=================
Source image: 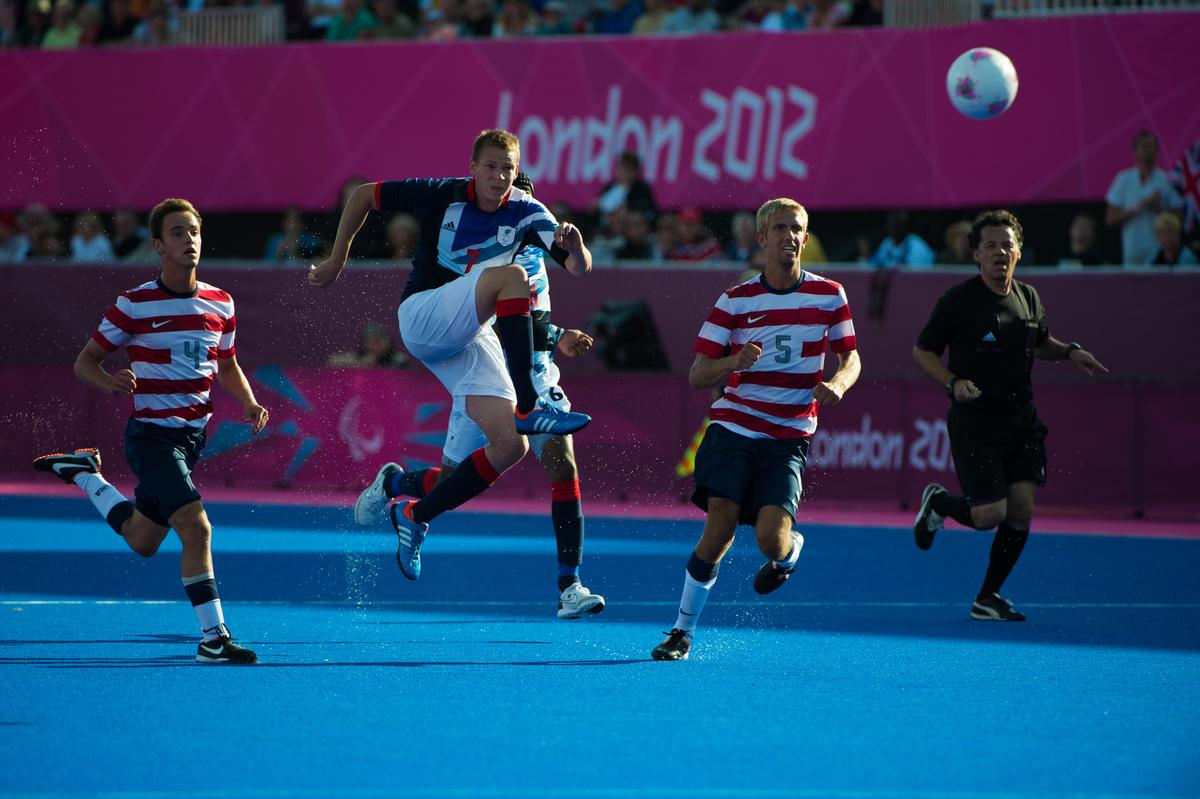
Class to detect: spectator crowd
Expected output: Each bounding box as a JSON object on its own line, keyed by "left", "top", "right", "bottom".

{"left": 0, "top": 0, "right": 884, "bottom": 48}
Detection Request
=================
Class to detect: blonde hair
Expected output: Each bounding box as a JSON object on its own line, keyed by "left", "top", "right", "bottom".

{"left": 1153, "top": 212, "right": 1181, "bottom": 235}
{"left": 148, "top": 198, "right": 201, "bottom": 241}
{"left": 472, "top": 129, "right": 520, "bottom": 162}
{"left": 755, "top": 198, "right": 808, "bottom": 236}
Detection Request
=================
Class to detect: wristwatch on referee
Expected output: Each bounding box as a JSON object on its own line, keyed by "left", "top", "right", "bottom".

{"left": 1066, "top": 341, "right": 1083, "bottom": 360}
{"left": 945, "top": 376, "right": 958, "bottom": 398}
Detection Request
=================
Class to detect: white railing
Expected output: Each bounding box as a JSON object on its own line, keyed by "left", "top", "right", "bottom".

{"left": 177, "top": 6, "right": 285, "bottom": 46}
{"left": 992, "top": 0, "right": 1200, "bottom": 17}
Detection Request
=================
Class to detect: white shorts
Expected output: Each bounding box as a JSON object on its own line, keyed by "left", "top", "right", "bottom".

{"left": 442, "top": 351, "right": 570, "bottom": 465}
{"left": 397, "top": 269, "right": 516, "bottom": 402}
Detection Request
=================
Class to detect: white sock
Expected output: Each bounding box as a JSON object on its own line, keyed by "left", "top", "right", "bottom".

{"left": 673, "top": 571, "right": 717, "bottom": 633}
{"left": 773, "top": 531, "right": 804, "bottom": 570}
{"left": 73, "top": 472, "right": 129, "bottom": 520}
{"left": 194, "top": 599, "right": 226, "bottom": 641}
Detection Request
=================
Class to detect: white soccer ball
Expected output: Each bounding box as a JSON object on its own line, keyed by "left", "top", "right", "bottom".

{"left": 946, "top": 47, "right": 1019, "bottom": 120}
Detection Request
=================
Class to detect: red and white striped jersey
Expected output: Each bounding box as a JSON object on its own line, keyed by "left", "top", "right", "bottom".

{"left": 91, "top": 279, "right": 236, "bottom": 429}
{"left": 694, "top": 272, "right": 856, "bottom": 440}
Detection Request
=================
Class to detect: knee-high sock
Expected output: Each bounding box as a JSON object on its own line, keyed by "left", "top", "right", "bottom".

{"left": 73, "top": 472, "right": 134, "bottom": 535}
{"left": 183, "top": 571, "right": 226, "bottom": 641}
{"left": 494, "top": 297, "right": 539, "bottom": 414}
{"left": 388, "top": 467, "right": 442, "bottom": 499}
{"left": 411, "top": 449, "right": 500, "bottom": 525}
{"left": 931, "top": 490, "right": 979, "bottom": 529}
{"left": 979, "top": 523, "right": 1030, "bottom": 596}
{"left": 552, "top": 479, "right": 584, "bottom": 591}
{"left": 673, "top": 552, "right": 719, "bottom": 633}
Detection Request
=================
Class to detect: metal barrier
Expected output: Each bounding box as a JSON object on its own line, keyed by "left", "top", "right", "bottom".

{"left": 992, "top": 0, "right": 1200, "bottom": 18}
{"left": 177, "top": 6, "right": 285, "bottom": 46}
{"left": 884, "top": 0, "right": 982, "bottom": 27}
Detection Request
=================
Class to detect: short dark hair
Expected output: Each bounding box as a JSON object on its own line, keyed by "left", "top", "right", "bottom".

{"left": 148, "top": 198, "right": 201, "bottom": 241}
{"left": 1133, "top": 129, "right": 1158, "bottom": 149}
{"left": 968, "top": 209, "right": 1023, "bottom": 250}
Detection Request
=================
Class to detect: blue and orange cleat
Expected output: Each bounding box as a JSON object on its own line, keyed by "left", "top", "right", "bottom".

{"left": 514, "top": 403, "right": 591, "bottom": 436}
{"left": 390, "top": 500, "right": 429, "bottom": 580}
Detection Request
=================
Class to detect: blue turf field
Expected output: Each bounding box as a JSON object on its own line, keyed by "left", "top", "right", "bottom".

{"left": 2, "top": 495, "right": 1198, "bottom": 799}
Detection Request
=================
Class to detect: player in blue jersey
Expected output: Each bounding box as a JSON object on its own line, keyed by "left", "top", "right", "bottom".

{"left": 376, "top": 172, "right": 606, "bottom": 619}
{"left": 309, "top": 130, "right": 593, "bottom": 581}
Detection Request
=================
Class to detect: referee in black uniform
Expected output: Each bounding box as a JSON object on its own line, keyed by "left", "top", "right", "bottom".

{"left": 911, "top": 210, "right": 1107, "bottom": 621}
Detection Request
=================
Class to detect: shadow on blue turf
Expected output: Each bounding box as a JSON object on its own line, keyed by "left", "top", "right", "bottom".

{"left": 0, "top": 656, "right": 646, "bottom": 669}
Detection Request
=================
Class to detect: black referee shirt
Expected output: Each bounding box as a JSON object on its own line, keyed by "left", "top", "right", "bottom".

{"left": 916, "top": 275, "right": 1049, "bottom": 415}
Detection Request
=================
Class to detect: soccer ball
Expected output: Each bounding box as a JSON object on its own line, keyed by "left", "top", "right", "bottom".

{"left": 946, "top": 47, "right": 1019, "bottom": 120}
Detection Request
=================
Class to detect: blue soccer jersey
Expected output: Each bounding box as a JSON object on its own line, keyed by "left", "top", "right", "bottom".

{"left": 375, "top": 178, "right": 570, "bottom": 301}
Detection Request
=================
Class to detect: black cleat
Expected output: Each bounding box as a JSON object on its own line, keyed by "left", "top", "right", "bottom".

{"left": 753, "top": 562, "right": 795, "bottom": 595}
{"left": 913, "top": 482, "right": 946, "bottom": 551}
{"left": 753, "top": 531, "right": 803, "bottom": 595}
{"left": 971, "top": 592, "right": 1026, "bottom": 622}
{"left": 32, "top": 448, "right": 101, "bottom": 484}
{"left": 196, "top": 634, "right": 258, "bottom": 664}
{"left": 651, "top": 629, "right": 691, "bottom": 661}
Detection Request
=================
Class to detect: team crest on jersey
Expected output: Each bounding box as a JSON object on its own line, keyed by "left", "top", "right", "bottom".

{"left": 497, "top": 226, "right": 516, "bottom": 246}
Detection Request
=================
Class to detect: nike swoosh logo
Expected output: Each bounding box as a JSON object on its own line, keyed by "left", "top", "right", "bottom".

{"left": 151, "top": 321, "right": 170, "bottom": 329}
{"left": 199, "top": 644, "right": 224, "bottom": 655}
{"left": 747, "top": 314, "right": 768, "bottom": 324}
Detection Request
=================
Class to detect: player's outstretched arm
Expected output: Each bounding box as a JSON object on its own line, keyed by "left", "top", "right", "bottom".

{"left": 308, "top": 183, "right": 376, "bottom": 289}
{"left": 1034, "top": 337, "right": 1108, "bottom": 376}
{"left": 74, "top": 339, "right": 135, "bottom": 396}
{"left": 216, "top": 355, "right": 269, "bottom": 434}
{"left": 554, "top": 222, "right": 592, "bottom": 276}
{"left": 814, "top": 350, "right": 861, "bottom": 407}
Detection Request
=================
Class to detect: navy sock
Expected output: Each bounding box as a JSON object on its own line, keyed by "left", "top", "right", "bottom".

{"left": 686, "top": 551, "right": 719, "bottom": 583}
{"left": 931, "top": 490, "right": 978, "bottom": 529}
{"left": 105, "top": 501, "right": 134, "bottom": 536}
{"left": 980, "top": 523, "right": 1030, "bottom": 596}
{"left": 182, "top": 573, "right": 220, "bottom": 607}
{"left": 494, "top": 297, "right": 538, "bottom": 414}
{"left": 557, "top": 564, "right": 580, "bottom": 593}
{"left": 389, "top": 467, "right": 441, "bottom": 499}
{"left": 552, "top": 479, "right": 584, "bottom": 590}
{"left": 411, "top": 450, "right": 499, "bottom": 525}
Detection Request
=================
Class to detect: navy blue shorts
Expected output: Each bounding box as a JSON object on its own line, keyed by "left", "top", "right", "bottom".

{"left": 123, "top": 418, "right": 206, "bottom": 527}
{"left": 691, "top": 422, "right": 809, "bottom": 526}
{"left": 948, "top": 403, "right": 1048, "bottom": 505}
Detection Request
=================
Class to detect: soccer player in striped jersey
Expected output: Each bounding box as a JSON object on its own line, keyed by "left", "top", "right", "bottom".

{"left": 369, "top": 173, "right": 606, "bottom": 618}
{"left": 651, "top": 198, "right": 861, "bottom": 661}
{"left": 32, "top": 198, "right": 268, "bottom": 665}
{"left": 313, "top": 130, "right": 593, "bottom": 582}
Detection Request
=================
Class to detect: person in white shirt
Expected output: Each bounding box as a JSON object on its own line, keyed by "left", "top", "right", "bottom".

{"left": 69, "top": 210, "right": 114, "bottom": 263}
{"left": 1104, "top": 130, "right": 1183, "bottom": 266}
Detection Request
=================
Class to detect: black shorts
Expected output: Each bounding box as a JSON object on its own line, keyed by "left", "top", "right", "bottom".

{"left": 948, "top": 403, "right": 1048, "bottom": 506}
{"left": 691, "top": 422, "right": 809, "bottom": 526}
{"left": 123, "top": 418, "right": 207, "bottom": 527}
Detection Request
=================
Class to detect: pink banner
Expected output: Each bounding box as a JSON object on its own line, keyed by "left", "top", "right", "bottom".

{"left": 2, "top": 15, "right": 1199, "bottom": 211}
{"left": 3, "top": 366, "right": 1197, "bottom": 517}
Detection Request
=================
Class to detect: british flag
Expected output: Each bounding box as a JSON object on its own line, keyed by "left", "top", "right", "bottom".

{"left": 1169, "top": 137, "right": 1200, "bottom": 232}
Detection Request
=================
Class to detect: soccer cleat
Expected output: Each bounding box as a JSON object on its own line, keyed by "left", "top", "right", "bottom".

{"left": 753, "top": 531, "right": 803, "bottom": 595}
{"left": 390, "top": 500, "right": 429, "bottom": 581}
{"left": 196, "top": 634, "right": 258, "bottom": 664}
{"left": 651, "top": 628, "right": 692, "bottom": 661}
{"left": 32, "top": 448, "right": 102, "bottom": 484}
{"left": 913, "top": 482, "right": 947, "bottom": 551}
{"left": 514, "top": 404, "right": 591, "bottom": 436}
{"left": 971, "top": 592, "right": 1026, "bottom": 622}
{"left": 557, "top": 583, "right": 606, "bottom": 619}
{"left": 354, "top": 462, "right": 401, "bottom": 527}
